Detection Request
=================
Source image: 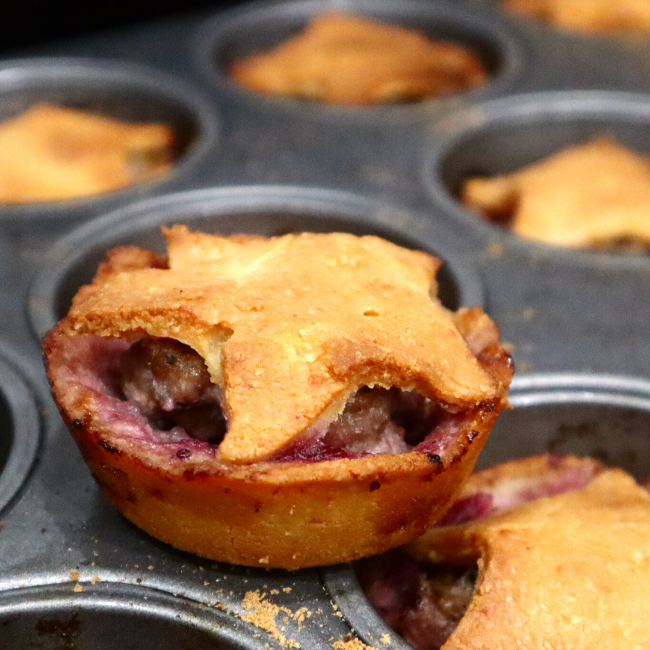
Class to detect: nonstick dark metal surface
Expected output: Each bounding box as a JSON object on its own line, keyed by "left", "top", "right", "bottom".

{"left": 2, "top": 0, "right": 650, "bottom": 647}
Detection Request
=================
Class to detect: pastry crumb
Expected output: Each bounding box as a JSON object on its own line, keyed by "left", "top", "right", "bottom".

{"left": 90, "top": 576, "right": 101, "bottom": 584}
{"left": 332, "top": 638, "right": 378, "bottom": 650}
{"left": 70, "top": 569, "right": 79, "bottom": 581}
{"left": 294, "top": 607, "right": 311, "bottom": 622}
{"left": 73, "top": 584, "right": 84, "bottom": 593}
{"left": 241, "top": 590, "right": 301, "bottom": 648}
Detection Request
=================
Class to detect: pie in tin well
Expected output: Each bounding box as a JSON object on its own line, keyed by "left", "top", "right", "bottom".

{"left": 229, "top": 13, "right": 487, "bottom": 105}
{"left": 44, "top": 226, "right": 512, "bottom": 569}
{"left": 360, "top": 454, "right": 650, "bottom": 649}
{"left": 0, "top": 104, "right": 173, "bottom": 203}
{"left": 504, "top": 0, "right": 650, "bottom": 35}
{"left": 463, "top": 137, "right": 650, "bottom": 252}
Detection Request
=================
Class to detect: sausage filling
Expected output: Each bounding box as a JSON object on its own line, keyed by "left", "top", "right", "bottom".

{"left": 68, "top": 334, "right": 475, "bottom": 462}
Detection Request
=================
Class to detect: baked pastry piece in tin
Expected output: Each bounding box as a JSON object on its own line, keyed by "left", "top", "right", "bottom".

{"left": 504, "top": 0, "right": 650, "bottom": 35}
{"left": 44, "top": 226, "right": 511, "bottom": 569}
{"left": 463, "top": 137, "right": 650, "bottom": 251}
{"left": 361, "top": 454, "right": 650, "bottom": 648}
{"left": 229, "top": 13, "right": 487, "bottom": 105}
{"left": 0, "top": 104, "right": 173, "bottom": 203}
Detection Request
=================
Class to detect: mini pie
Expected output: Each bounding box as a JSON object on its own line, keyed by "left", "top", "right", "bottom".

{"left": 228, "top": 13, "right": 487, "bottom": 105}
{"left": 0, "top": 104, "right": 174, "bottom": 203}
{"left": 504, "top": 0, "right": 650, "bottom": 35}
{"left": 360, "top": 454, "right": 650, "bottom": 649}
{"left": 357, "top": 455, "right": 605, "bottom": 649}
{"left": 44, "top": 226, "right": 512, "bottom": 569}
{"left": 462, "top": 137, "right": 650, "bottom": 251}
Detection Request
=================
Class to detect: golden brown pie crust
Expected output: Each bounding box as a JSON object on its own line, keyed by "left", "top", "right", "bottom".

{"left": 44, "top": 228, "right": 512, "bottom": 569}
{"left": 407, "top": 457, "right": 650, "bottom": 648}
{"left": 0, "top": 104, "right": 173, "bottom": 203}
{"left": 229, "top": 13, "right": 487, "bottom": 105}
{"left": 504, "top": 0, "right": 650, "bottom": 35}
{"left": 462, "top": 137, "right": 650, "bottom": 250}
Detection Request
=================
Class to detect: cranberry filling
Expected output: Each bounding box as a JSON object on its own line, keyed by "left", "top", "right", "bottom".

{"left": 68, "top": 334, "right": 471, "bottom": 462}
{"left": 438, "top": 454, "right": 602, "bottom": 526}
{"left": 434, "top": 493, "right": 494, "bottom": 527}
{"left": 356, "top": 550, "right": 476, "bottom": 650}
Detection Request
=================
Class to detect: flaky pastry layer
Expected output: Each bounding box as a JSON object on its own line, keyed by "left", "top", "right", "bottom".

{"left": 463, "top": 137, "right": 650, "bottom": 250}
{"left": 229, "top": 13, "right": 487, "bottom": 105}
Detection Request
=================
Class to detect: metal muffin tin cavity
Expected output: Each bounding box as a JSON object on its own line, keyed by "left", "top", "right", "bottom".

{"left": 0, "top": 345, "right": 42, "bottom": 514}
{"left": 0, "top": 58, "right": 219, "bottom": 225}
{"left": 322, "top": 372, "right": 650, "bottom": 650}
{"left": 424, "top": 90, "right": 650, "bottom": 266}
{"left": 0, "top": 583, "right": 269, "bottom": 650}
{"left": 197, "top": 0, "right": 526, "bottom": 122}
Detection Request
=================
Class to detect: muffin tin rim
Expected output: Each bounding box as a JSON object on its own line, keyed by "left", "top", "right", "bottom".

{"left": 0, "top": 580, "right": 273, "bottom": 650}
{"left": 423, "top": 89, "right": 650, "bottom": 268}
{"left": 27, "top": 183, "right": 486, "bottom": 341}
{"left": 0, "top": 56, "right": 220, "bottom": 221}
{"left": 194, "top": 0, "right": 528, "bottom": 123}
{"left": 509, "top": 370, "right": 650, "bottom": 403}
{"left": 0, "top": 343, "right": 43, "bottom": 515}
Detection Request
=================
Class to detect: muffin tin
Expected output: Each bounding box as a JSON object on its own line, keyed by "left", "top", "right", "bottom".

{"left": 3, "top": 0, "right": 650, "bottom": 646}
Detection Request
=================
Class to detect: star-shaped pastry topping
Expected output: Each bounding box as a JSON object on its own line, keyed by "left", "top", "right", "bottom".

{"left": 463, "top": 137, "right": 650, "bottom": 249}
{"left": 408, "top": 468, "right": 650, "bottom": 648}
{"left": 64, "top": 226, "right": 498, "bottom": 464}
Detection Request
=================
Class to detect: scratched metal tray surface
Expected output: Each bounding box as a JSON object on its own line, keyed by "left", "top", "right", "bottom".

{"left": 2, "top": 0, "right": 650, "bottom": 647}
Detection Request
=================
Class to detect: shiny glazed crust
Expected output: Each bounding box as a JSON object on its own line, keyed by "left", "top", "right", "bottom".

{"left": 44, "top": 229, "right": 512, "bottom": 569}
{"left": 406, "top": 459, "right": 650, "bottom": 648}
